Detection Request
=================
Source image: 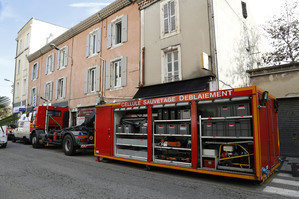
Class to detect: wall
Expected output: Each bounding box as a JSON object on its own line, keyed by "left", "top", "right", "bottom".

{"left": 213, "top": 0, "right": 261, "bottom": 89}
{"left": 142, "top": 0, "right": 212, "bottom": 86}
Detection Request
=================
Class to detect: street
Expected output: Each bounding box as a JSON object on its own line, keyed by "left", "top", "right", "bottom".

{"left": 0, "top": 142, "right": 295, "bottom": 199}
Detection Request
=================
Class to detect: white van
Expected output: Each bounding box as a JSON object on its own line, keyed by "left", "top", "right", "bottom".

{"left": 12, "top": 113, "right": 31, "bottom": 144}
{"left": 0, "top": 127, "right": 7, "bottom": 148}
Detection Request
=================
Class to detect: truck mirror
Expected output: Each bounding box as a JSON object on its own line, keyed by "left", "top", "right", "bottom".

{"left": 260, "top": 91, "right": 268, "bottom": 106}
{"left": 274, "top": 99, "right": 279, "bottom": 113}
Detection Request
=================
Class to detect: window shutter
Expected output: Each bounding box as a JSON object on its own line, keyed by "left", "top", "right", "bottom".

{"left": 31, "top": 65, "right": 34, "bottom": 80}
{"left": 29, "top": 89, "right": 32, "bottom": 105}
{"left": 57, "top": 51, "right": 61, "bottom": 69}
{"left": 51, "top": 53, "right": 55, "bottom": 72}
{"left": 55, "top": 79, "right": 58, "bottom": 99}
{"left": 170, "top": 1, "right": 176, "bottom": 32}
{"left": 64, "top": 46, "right": 68, "bottom": 67}
{"left": 36, "top": 63, "right": 39, "bottom": 79}
{"left": 95, "top": 66, "right": 101, "bottom": 91}
{"left": 106, "top": 62, "right": 111, "bottom": 89}
{"left": 84, "top": 69, "right": 88, "bottom": 94}
{"left": 96, "top": 28, "right": 102, "bottom": 53}
{"left": 86, "top": 34, "right": 90, "bottom": 57}
{"left": 44, "top": 84, "right": 46, "bottom": 99}
{"left": 107, "top": 23, "right": 112, "bottom": 49}
{"left": 163, "top": 3, "right": 169, "bottom": 34}
{"left": 49, "top": 81, "right": 53, "bottom": 101}
{"left": 62, "top": 77, "right": 66, "bottom": 99}
{"left": 121, "top": 57, "right": 127, "bottom": 87}
{"left": 121, "top": 15, "right": 128, "bottom": 43}
{"left": 45, "top": 58, "right": 49, "bottom": 74}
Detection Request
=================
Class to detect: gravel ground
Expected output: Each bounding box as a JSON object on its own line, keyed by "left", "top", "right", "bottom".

{"left": 0, "top": 142, "right": 281, "bottom": 199}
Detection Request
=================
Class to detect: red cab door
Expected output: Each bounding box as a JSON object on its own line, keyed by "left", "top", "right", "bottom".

{"left": 95, "top": 106, "right": 113, "bottom": 156}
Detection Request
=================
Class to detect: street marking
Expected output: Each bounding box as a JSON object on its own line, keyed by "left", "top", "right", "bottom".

{"left": 272, "top": 178, "right": 299, "bottom": 187}
{"left": 277, "top": 173, "right": 293, "bottom": 178}
{"left": 263, "top": 186, "right": 299, "bottom": 198}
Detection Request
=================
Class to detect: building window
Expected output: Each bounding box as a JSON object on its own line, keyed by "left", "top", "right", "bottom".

{"left": 44, "top": 81, "right": 53, "bottom": 101}
{"left": 31, "top": 62, "right": 39, "bottom": 80}
{"left": 30, "top": 87, "right": 37, "bottom": 106}
{"left": 162, "top": 45, "right": 181, "bottom": 83}
{"left": 106, "top": 57, "right": 127, "bottom": 90}
{"left": 22, "top": 78, "right": 27, "bottom": 96}
{"left": 57, "top": 46, "right": 68, "bottom": 69}
{"left": 107, "top": 15, "right": 127, "bottom": 49}
{"left": 46, "top": 53, "right": 55, "bottom": 74}
{"left": 84, "top": 66, "right": 100, "bottom": 94}
{"left": 160, "top": 0, "right": 179, "bottom": 39}
{"left": 86, "top": 29, "right": 101, "bottom": 57}
{"left": 55, "top": 77, "right": 66, "bottom": 99}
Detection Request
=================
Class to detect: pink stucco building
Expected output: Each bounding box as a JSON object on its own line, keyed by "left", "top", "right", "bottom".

{"left": 27, "top": 0, "right": 140, "bottom": 126}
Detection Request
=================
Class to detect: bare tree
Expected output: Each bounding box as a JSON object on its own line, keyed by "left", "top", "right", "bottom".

{"left": 262, "top": 0, "right": 299, "bottom": 65}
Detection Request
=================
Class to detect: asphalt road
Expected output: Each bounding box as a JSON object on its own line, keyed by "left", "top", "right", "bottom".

{"left": 0, "top": 142, "right": 284, "bottom": 199}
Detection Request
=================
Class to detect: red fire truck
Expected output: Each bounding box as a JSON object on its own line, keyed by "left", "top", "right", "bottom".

{"left": 30, "top": 105, "right": 94, "bottom": 155}
{"left": 94, "top": 86, "right": 280, "bottom": 181}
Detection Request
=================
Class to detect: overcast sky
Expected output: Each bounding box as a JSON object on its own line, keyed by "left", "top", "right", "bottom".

{"left": 0, "top": 0, "right": 290, "bottom": 104}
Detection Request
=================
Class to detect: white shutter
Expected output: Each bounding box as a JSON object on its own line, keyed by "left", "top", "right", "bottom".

{"left": 51, "top": 53, "right": 55, "bottom": 72}
{"left": 29, "top": 89, "right": 32, "bottom": 105}
{"left": 95, "top": 66, "right": 101, "bottom": 91}
{"left": 64, "top": 46, "right": 68, "bottom": 67}
{"left": 44, "top": 84, "right": 46, "bottom": 99}
{"left": 55, "top": 79, "right": 58, "bottom": 99}
{"left": 49, "top": 81, "right": 53, "bottom": 101}
{"left": 121, "top": 57, "right": 127, "bottom": 87}
{"left": 62, "top": 77, "right": 66, "bottom": 99}
{"left": 36, "top": 63, "right": 39, "bottom": 79}
{"left": 84, "top": 69, "right": 88, "bottom": 94}
{"left": 121, "top": 15, "right": 128, "bottom": 43}
{"left": 86, "top": 34, "right": 90, "bottom": 57}
{"left": 163, "top": 3, "right": 169, "bottom": 34}
{"left": 170, "top": 1, "right": 176, "bottom": 31}
{"left": 57, "top": 51, "right": 61, "bottom": 69}
{"left": 96, "top": 28, "right": 102, "bottom": 53}
{"left": 31, "top": 65, "right": 34, "bottom": 80}
{"left": 106, "top": 62, "right": 111, "bottom": 89}
{"left": 107, "top": 23, "right": 112, "bottom": 49}
{"left": 45, "top": 57, "right": 48, "bottom": 74}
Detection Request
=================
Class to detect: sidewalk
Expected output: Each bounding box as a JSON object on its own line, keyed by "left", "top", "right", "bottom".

{"left": 279, "top": 156, "right": 299, "bottom": 176}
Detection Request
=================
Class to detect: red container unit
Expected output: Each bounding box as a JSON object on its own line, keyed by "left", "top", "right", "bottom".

{"left": 94, "top": 86, "right": 280, "bottom": 181}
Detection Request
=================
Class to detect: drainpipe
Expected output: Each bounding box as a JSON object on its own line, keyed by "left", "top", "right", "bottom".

{"left": 209, "top": 0, "right": 219, "bottom": 90}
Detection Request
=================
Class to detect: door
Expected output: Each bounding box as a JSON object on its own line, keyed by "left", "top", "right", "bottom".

{"left": 95, "top": 106, "right": 113, "bottom": 156}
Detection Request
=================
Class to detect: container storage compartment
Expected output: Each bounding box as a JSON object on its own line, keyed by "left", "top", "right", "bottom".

{"left": 235, "top": 119, "right": 252, "bottom": 137}
{"left": 227, "top": 121, "right": 237, "bottom": 137}
{"left": 178, "top": 123, "right": 190, "bottom": 134}
{"left": 123, "top": 124, "right": 134, "bottom": 133}
{"left": 135, "top": 150, "right": 147, "bottom": 158}
{"left": 116, "top": 125, "right": 123, "bottom": 133}
{"left": 218, "top": 105, "right": 232, "bottom": 117}
{"left": 156, "top": 124, "right": 167, "bottom": 134}
{"left": 168, "top": 124, "right": 178, "bottom": 134}
{"left": 234, "top": 103, "right": 250, "bottom": 116}
{"left": 215, "top": 121, "right": 225, "bottom": 136}
{"left": 202, "top": 121, "right": 214, "bottom": 136}
{"left": 140, "top": 125, "right": 147, "bottom": 134}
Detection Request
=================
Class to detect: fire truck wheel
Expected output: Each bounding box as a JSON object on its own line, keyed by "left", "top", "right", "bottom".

{"left": 63, "top": 135, "right": 76, "bottom": 156}
{"left": 32, "top": 133, "right": 41, "bottom": 148}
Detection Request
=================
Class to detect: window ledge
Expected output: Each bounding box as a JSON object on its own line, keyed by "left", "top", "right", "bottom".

{"left": 109, "top": 86, "right": 123, "bottom": 91}
{"left": 87, "top": 53, "right": 98, "bottom": 59}
{"left": 110, "top": 43, "right": 123, "bottom": 50}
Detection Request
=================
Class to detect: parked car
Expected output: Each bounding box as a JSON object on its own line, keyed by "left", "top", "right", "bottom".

{"left": 0, "top": 127, "right": 8, "bottom": 148}
{"left": 12, "top": 113, "right": 31, "bottom": 144}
